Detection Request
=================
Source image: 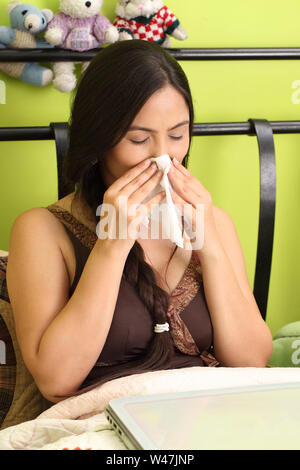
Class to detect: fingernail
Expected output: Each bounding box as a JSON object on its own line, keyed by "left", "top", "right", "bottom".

{"left": 173, "top": 158, "right": 178, "bottom": 165}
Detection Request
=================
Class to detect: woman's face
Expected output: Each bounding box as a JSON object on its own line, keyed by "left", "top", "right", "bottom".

{"left": 100, "top": 84, "right": 190, "bottom": 187}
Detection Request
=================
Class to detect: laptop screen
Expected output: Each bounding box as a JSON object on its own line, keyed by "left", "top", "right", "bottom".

{"left": 107, "top": 383, "right": 300, "bottom": 450}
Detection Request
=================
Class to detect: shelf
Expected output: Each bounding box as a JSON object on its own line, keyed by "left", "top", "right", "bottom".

{"left": 1, "top": 47, "right": 300, "bottom": 62}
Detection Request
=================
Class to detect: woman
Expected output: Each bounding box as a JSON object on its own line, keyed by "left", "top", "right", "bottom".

{"left": 6, "top": 40, "right": 273, "bottom": 402}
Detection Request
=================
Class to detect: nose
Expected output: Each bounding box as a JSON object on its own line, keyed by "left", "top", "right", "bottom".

{"left": 151, "top": 147, "right": 170, "bottom": 160}
{"left": 138, "top": 3, "right": 143, "bottom": 10}
{"left": 149, "top": 133, "right": 171, "bottom": 160}
{"left": 85, "top": 1, "right": 91, "bottom": 7}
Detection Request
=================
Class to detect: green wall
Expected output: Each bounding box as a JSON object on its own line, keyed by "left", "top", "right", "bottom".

{"left": 1, "top": 0, "right": 300, "bottom": 335}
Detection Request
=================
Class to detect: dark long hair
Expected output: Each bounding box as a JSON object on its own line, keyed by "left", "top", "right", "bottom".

{"left": 61, "top": 40, "right": 194, "bottom": 397}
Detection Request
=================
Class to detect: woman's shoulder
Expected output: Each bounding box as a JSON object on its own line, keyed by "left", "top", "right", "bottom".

{"left": 8, "top": 206, "right": 77, "bottom": 296}
{"left": 12, "top": 191, "right": 75, "bottom": 226}
{"left": 11, "top": 192, "right": 87, "bottom": 242}
{"left": 10, "top": 204, "right": 74, "bottom": 257}
{"left": 9, "top": 208, "right": 65, "bottom": 261}
{"left": 213, "top": 204, "right": 230, "bottom": 222}
{"left": 12, "top": 206, "right": 62, "bottom": 232}
{"left": 212, "top": 205, "right": 237, "bottom": 238}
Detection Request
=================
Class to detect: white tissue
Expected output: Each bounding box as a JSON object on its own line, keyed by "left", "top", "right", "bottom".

{"left": 139, "top": 154, "right": 184, "bottom": 248}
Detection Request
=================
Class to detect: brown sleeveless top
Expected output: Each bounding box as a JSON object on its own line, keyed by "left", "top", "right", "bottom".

{"left": 45, "top": 203, "right": 219, "bottom": 388}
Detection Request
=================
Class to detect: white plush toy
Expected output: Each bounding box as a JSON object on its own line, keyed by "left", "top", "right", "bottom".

{"left": 113, "top": 0, "right": 187, "bottom": 48}
{"left": 45, "top": 0, "right": 119, "bottom": 93}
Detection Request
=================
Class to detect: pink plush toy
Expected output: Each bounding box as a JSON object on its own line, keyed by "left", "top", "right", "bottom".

{"left": 113, "top": 0, "right": 187, "bottom": 48}
{"left": 45, "top": 0, "right": 119, "bottom": 93}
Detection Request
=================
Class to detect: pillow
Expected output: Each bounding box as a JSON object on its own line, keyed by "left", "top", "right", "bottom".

{"left": 268, "top": 321, "right": 300, "bottom": 367}
{"left": 0, "top": 256, "right": 52, "bottom": 430}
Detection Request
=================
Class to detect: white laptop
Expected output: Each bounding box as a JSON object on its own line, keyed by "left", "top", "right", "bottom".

{"left": 104, "top": 382, "right": 300, "bottom": 450}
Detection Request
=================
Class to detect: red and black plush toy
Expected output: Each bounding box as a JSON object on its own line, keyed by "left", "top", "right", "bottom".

{"left": 113, "top": 0, "right": 187, "bottom": 48}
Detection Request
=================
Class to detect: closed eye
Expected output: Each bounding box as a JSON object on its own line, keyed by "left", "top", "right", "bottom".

{"left": 130, "top": 138, "right": 149, "bottom": 145}
{"left": 130, "top": 136, "right": 184, "bottom": 145}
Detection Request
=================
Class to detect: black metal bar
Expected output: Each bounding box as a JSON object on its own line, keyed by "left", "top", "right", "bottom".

{"left": 49, "top": 123, "right": 69, "bottom": 200}
{"left": 193, "top": 121, "right": 300, "bottom": 136}
{"left": 171, "top": 48, "right": 300, "bottom": 61}
{"left": 0, "top": 126, "right": 53, "bottom": 141}
{"left": 248, "top": 119, "right": 277, "bottom": 321}
{"left": 1, "top": 121, "right": 300, "bottom": 141}
{"left": 2, "top": 47, "right": 300, "bottom": 62}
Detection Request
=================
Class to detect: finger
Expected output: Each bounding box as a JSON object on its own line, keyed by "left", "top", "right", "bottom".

{"left": 169, "top": 159, "right": 207, "bottom": 194}
{"left": 168, "top": 186, "right": 185, "bottom": 209}
{"left": 111, "top": 162, "right": 158, "bottom": 201}
{"left": 130, "top": 169, "right": 163, "bottom": 204}
{"left": 168, "top": 174, "right": 193, "bottom": 206}
{"left": 171, "top": 157, "right": 191, "bottom": 176}
{"left": 123, "top": 162, "right": 161, "bottom": 198}
{"left": 169, "top": 187, "right": 195, "bottom": 230}
{"left": 169, "top": 186, "right": 196, "bottom": 212}
{"left": 169, "top": 167, "right": 203, "bottom": 203}
{"left": 108, "top": 158, "right": 152, "bottom": 194}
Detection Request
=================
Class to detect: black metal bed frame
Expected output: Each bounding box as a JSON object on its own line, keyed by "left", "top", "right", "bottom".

{"left": 1, "top": 47, "right": 300, "bottom": 61}
{"left": 1, "top": 47, "right": 300, "bottom": 321}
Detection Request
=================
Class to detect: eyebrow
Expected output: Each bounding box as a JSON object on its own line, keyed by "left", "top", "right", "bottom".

{"left": 128, "top": 120, "right": 190, "bottom": 133}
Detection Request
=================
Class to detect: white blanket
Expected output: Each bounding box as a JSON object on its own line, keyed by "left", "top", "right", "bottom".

{"left": 0, "top": 366, "right": 300, "bottom": 450}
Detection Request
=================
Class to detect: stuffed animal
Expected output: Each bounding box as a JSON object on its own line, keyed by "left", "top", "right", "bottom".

{"left": 45, "top": 0, "right": 119, "bottom": 93}
{"left": 113, "top": 0, "right": 187, "bottom": 48}
{"left": 0, "top": 1, "right": 54, "bottom": 87}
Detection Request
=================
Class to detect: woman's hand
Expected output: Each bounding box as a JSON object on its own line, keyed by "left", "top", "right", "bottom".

{"left": 167, "top": 157, "right": 223, "bottom": 260}
{"left": 100, "top": 159, "right": 165, "bottom": 248}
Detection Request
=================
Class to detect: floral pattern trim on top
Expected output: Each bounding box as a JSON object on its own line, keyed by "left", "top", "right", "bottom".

{"left": 166, "top": 251, "right": 202, "bottom": 355}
